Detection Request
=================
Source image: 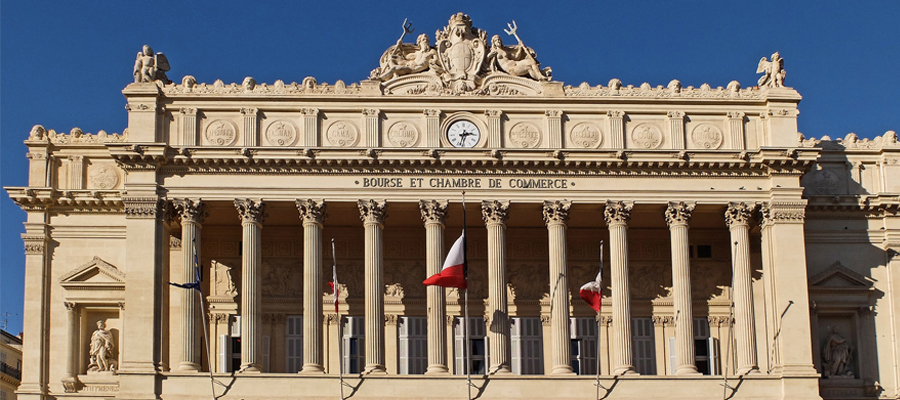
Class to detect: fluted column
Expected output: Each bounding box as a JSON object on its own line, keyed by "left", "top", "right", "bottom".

{"left": 358, "top": 199, "right": 387, "bottom": 374}
{"left": 482, "top": 200, "right": 511, "bottom": 374}
{"left": 420, "top": 200, "right": 450, "bottom": 375}
{"left": 725, "top": 202, "right": 759, "bottom": 375}
{"left": 604, "top": 201, "right": 637, "bottom": 375}
{"left": 235, "top": 199, "right": 267, "bottom": 372}
{"left": 543, "top": 200, "right": 575, "bottom": 375}
{"left": 665, "top": 201, "right": 700, "bottom": 375}
{"left": 297, "top": 199, "right": 327, "bottom": 373}
{"left": 173, "top": 199, "right": 208, "bottom": 371}
{"left": 62, "top": 302, "right": 79, "bottom": 391}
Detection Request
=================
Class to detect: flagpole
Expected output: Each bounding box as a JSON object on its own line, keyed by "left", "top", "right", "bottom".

{"left": 596, "top": 240, "right": 603, "bottom": 400}
{"left": 197, "top": 292, "right": 217, "bottom": 400}
{"left": 461, "top": 191, "right": 471, "bottom": 400}
{"left": 332, "top": 238, "right": 344, "bottom": 400}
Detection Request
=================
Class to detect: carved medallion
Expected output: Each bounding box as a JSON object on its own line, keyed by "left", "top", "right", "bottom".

{"left": 814, "top": 169, "right": 840, "bottom": 195}
{"left": 690, "top": 124, "right": 723, "bottom": 149}
{"left": 508, "top": 122, "right": 541, "bottom": 148}
{"left": 387, "top": 122, "right": 419, "bottom": 147}
{"left": 325, "top": 121, "right": 360, "bottom": 147}
{"left": 569, "top": 123, "right": 602, "bottom": 148}
{"left": 205, "top": 120, "right": 237, "bottom": 146}
{"left": 89, "top": 165, "right": 119, "bottom": 189}
{"left": 630, "top": 124, "right": 662, "bottom": 149}
{"left": 264, "top": 120, "right": 298, "bottom": 146}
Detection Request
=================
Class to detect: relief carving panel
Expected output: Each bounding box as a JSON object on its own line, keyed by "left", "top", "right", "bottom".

{"left": 568, "top": 123, "right": 602, "bottom": 148}
{"left": 690, "top": 123, "right": 723, "bottom": 149}
{"left": 205, "top": 120, "right": 238, "bottom": 146}
{"left": 387, "top": 121, "right": 420, "bottom": 147}
{"left": 508, "top": 122, "right": 542, "bottom": 148}
{"left": 264, "top": 120, "right": 298, "bottom": 146}
{"left": 630, "top": 124, "right": 662, "bottom": 149}
{"left": 326, "top": 121, "right": 360, "bottom": 147}
{"left": 88, "top": 164, "right": 119, "bottom": 189}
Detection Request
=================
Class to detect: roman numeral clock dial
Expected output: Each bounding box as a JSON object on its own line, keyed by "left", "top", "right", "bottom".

{"left": 447, "top": 119, "right": 481, "bottom": 148}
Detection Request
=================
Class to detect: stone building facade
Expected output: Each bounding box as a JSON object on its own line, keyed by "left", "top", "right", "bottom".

{"left": 6, "top": 13, "right": 900, "bottom": 400}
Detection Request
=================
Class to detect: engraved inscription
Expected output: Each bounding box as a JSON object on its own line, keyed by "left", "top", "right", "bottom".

{"left": 89, "top": 165, "right": 119, "bottom": 189}
{"left": 326, "top": 121, "right": 360, "bottom": 147}
{"left": 205, "top": 120, "right": 237, "bottom": 146}
{"left": 631, "top": 124, "right": 662, "bottom": 149}
{"left": 691, "top": 123, "right": 723, "bottom": 149}
{"left": 387, "top": 122, "right": 419, "bottom": 147}
{"left": 569, "top": 123, "right": 601, "bottom": 148}
{"left": 264, "top": 120, "right": 298, "bottom": 146}
{"left": 508, "top": 122, "right": 541, "bottom": 148}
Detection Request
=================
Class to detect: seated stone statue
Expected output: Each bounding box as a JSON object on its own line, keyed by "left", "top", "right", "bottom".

{"left": 370, "top": 19, "right": 438, "bottom": 82}
{"left": 485, "top": 21, "right": 551, "bottom": 82}
{"left": 133, "top": 45, "right": 171, "bottom": 84}
{"left": 756, "top": 52, "right": 785, "bottom": 88}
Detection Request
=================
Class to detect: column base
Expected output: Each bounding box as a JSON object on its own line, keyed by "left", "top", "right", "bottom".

{"left": 363, "top": 365, "right": 387, "bottom": 375}
{"left": 675, "top": 364, "right": 701, "bottom": 375}
{"left": 238, "top": 363, "right": 262, "bottom": 373}
{"left": 613, "top": 365, "right": 638, "bottom": 375}
{"left": 299, "top": 364, "right": 325, "bottom": 374}
{"left": 550, "top": 365, "right": 575, "bottom": 375}
{"left": 175, "top": 362, "right": 201, "bottom": 372}
{"left": 737, "top": 366, "right": 761, "bottom": 375}
{"left": 489, "top": 365, "right": 512, "bottom": 375}
{"left": 425, "top": 365, "right": 450, "bottom": 375}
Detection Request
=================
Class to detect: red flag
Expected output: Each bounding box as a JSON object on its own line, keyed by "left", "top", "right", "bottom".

{"left": 423, "top": 233, "right": 467, "bottom": 289}
{"left": 579, "top": 241, "right": 604, "bottom": 312}
{"left": 329, "top": 262, "right": 339, "bottom": 314}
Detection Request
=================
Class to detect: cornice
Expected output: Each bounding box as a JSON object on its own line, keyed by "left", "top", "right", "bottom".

{"left": 6, "top": 188, "right": 124, "bottom": 213}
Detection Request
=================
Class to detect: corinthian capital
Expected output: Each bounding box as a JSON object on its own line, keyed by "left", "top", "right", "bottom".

{"left": 542, "top": 200, "right": 571, "bottom": 226}
{"left": 173, "top": 198, "right": 208, "bottom": 225}
{"left": 603, "top": 201, "right": 633, "bottom": 226}
{"left": 665, "top": 201, "right": 695, "bottom": 227}
{"left": 419, "top": 200, "right": 449, "bottom": 225}
{"left": 234, "top": 199, "right": 267, "bottom": 224}
{"left": 481, "top": 200, "right": 510, "bottom": 226}
{"left": 724, "top": 202, "right": 754, "bottom": 228}
{"left": 296, "top": 199, "right": 327, "bottom": 225}
{"left": 358, "top": 199, "right": 387, "bottom": 225}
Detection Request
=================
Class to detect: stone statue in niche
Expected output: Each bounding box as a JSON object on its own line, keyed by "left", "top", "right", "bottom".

{"left": 212, "top": 260, "right": 238, "bottom": 298}
{"left": 369, "top": 19, "right": 440, "bottom": 81}
{"left": 485, "top": 21, "right": 551, "bottom": 81}
{"left": 133, "top": 44, "right": 171, "bottom": 84}
{"left": 87, "top": 320, "right": 116, "bottom": 373}
{"left": 823, "top": 326, "right": 854, "bottom": 378}
{"left": 756, "top": 52, "right": 785, "bottom": 88}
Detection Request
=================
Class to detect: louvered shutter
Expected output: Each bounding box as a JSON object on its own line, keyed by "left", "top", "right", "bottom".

{"left": 218, "top": 334, "right": 231, "bottom": 372}
{"left": 668, "top": 336, "right": 676, "bottom": 375}
{"left": 262, "top": 335, "right": 271, "bottom": 372}
{"left": 631, "top": 318, "right": 656, "bottom": 375}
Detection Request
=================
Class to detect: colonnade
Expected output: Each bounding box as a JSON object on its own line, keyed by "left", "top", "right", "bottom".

{"left": 167, "top": 198, "right": 763, "bottom": 376}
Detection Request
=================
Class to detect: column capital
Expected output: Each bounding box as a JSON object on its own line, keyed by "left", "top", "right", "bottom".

{"left": 484, "top": 109, "right": 503, "bottom": 118}
{"left": 64, "top": 301, "right": 78, "bottom": 311}
{"left": 173, "top": 198, "right": 208, "bottom": 225}
{"left": 482, "top": 200, "right": 510, "bottom": 226}
{"left": 665, "top": 201, "right": 695, "bottom": 227}
{"left": 358, "top": 199, "right": 387, "bottom": 225}
{"left": 124, "top": 196, "right": 166, "bottom": 220}
{"left": 296, "top": 198, "right": 327, "bottom": 225}
{"left": 362, "top": 108, "right": 381, "bottom": 117}
{"left": 667, "top": 110, "right": 685, "bottom": 119}
{"left": 22, "top": 234, "right": 47, "bottom": 255}
{"left": 419, "top": 200, "right": 449, "bottom": 225}
{"left": 423, "top": 109, "right": 441, "bottom": 117}
{"left": 234, "top": 198, "right": 267, "bottom": 224}
{"left": 725, "top": 202, "right": 755, "bottom": 228}
{"left": 542, "top": 200, "right": 571, "bottom": 226}
{"left": 759, "top": 201, "right": 806, "bottom": 226}
{"left": 727, "top": 111, "right": 746, "bottom": 120}
{"left": 604, "top": 201, "right": 633, "bottom": 226}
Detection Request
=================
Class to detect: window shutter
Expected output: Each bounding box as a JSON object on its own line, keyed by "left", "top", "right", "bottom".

{"left": 708, "top": 337, "right": 720, "bottom": 375}
{"left": 398, "top": 316, "right": 427, "bottom": 375}
{"left": 399, "top": 318, "right": 410, "bottom": 375}
{"left": 262, "top": 335, "right": 271, "bottom": 372}
{"left": 631, "top": 318, "right": 656, "bottom": 375}
{"left": 523, "top": 317, "right": 544, "bottom": 375}
{"left": 454, "top": 318, "right": 465, "bottom": 375}
{"left": 218, "top": 334, "right": 230, "bottom": 372}
{"left": 668, "top": 336, "right": 677, "bottom": 375}
{"left": 510, "top": 318, "right": 522, "bottom": 374}
{"left": 285, "top": 316, "right": 303, "bottom": 372}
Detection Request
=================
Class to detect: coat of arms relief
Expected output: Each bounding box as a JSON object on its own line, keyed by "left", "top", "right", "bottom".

{"left": 368, "top": 13, "right": 552, "bottom": 96}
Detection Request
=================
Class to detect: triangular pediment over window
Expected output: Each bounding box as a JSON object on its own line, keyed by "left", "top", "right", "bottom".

{"left": 809, "top": 261, "right": 873, "bottom": 288}
{"left": 60, "top": 256, "right": 125, "bottom": 291}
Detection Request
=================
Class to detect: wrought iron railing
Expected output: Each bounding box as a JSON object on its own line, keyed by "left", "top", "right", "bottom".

{"left": 0, "top": 362, "right": 21, "bottom": 380}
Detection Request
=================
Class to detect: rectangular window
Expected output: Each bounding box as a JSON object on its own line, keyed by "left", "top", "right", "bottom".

{"left": 454, "top": 317, "right": 486, "bottom": 375}
{"left": 285, "top": 316, "right": 303, "bottom": 372}
{"left": 343, "top": 316, "right": 365, "bottom": 374}
{"left": 511, "top": 317, "right": 544, "bottom": 375}
{"left": 696, "top": 245, "right": 713, "bottom": 259}
{"left": 631, "top": 317, "right": 656, "bottom": 375}
{"left": 399, "top": 316, "right": 427, "bottom": 374}
{"left": 230, "top": 315, "right": 241, "bottom": 372}
{"left": 570, "top": 317, "right": 597, "bottom": 375}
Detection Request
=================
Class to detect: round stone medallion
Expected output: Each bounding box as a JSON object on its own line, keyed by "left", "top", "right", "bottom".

{"left": 568, "top": 123, "right": 602, "bottom": 148}
{"left": 326, "top": 121, "right": 360, "bottom": 147}
{"left": 630, "top": 124, "right": 662, "bottom": 149}
{"left": 387, "top": 122, "right": 419, "bottom": 147}
{"left": 89, "top": 165, "right": 119, "bottom": 189}
{"left": 265, "top": 120, "right": 298, "bottom": 146}
{"left": 508, "top": 122, "right": 541, "bottom": 148}
{"left": 691, "top": 124, "right": 723, "bottom": 149}
{"left": 205, "top": 120, "right": 238, "bottom": 146}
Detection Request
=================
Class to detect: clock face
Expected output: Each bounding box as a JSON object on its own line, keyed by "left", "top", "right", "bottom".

{"left": 446, "top": 120, "right": 481, "bottom": 148}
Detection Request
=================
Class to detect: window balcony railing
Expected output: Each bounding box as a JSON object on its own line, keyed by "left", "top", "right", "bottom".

{"left": 0, "top": 362, "right": 21, "bottom": 380}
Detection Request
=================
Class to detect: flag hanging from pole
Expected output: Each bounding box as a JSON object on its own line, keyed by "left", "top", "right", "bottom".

{"left": 579, "top": 241, "right": 603, "bottom": 312}
{"left": 328, "top": 262, "right": 339, "bottom": 314}
{"left": 423, "top": 233, "right": 467, "bottom": 290}
{"left": 170, "top": 238, "right": 201, "bottom": 291}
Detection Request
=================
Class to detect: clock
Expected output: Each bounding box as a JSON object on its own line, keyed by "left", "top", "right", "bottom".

{"left": 446, "top": 119, "right": 481, "bottom": 148}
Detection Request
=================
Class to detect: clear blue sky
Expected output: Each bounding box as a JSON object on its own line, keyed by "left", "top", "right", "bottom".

{"left": 1, "top": 1, "right": 898, "bottom": 335}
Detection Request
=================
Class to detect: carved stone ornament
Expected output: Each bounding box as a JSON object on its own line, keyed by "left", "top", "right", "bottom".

{"left": 542, "top": 200, "right": 571, "bottom": 225}
{"left": 387, "top": 122, "right": 420, "bottom": 147}
{"left": 369, "top": 13, "right": 551, "bottom": 95}
{"left": 173, "top": 198, "right": 208, "bottom": 225}
{"left": 123, "top": 197, "right": 166, "bottom": 220}
{"left": 419, "top": 199, "right": 449, "bottom": 224}
{"left": 89, "top": 165, "right": 120, "bottom": 189}
{"left": 205, "top": 120, "right": 238, "bottom": 146}
{"left": 822, "top": 326, "right": 854, "bottom": 379}
{"left": 568, "top": 123, "right": 602, "bottom": 148}
{"left": 234, "top": 199, "right": 267, "bottom": 224}
{"left": 296, "top": 199, "right": 327, "bottom": 225}
{"left": 264, "top": 120, "right": 298, "bottom": 146}
{"left": 23, "top": 235, "right": 46, "bottom": 255}
{"left": 759, "top": 201, "right": 805, "bottom": 225}
{"left": 326, "top": 121, "right": 360, "bottom": 147}
{"left": 812, "top": 168, "right": 841, "bottom": 195}
{"left": 87, "top": 319, "right": 117, "bottom": 374}
{"left": 756, "top": 52, "right": 786, "bottom": 88}
{"left": 690, "top": 124, "right": 723, "bottom": 149}
{"left": 604, "top": 201, "right": 632, "bottom": 225}
{"left": 481, "top": 200, "right": 510, "bottom": 226}
{"left": 211, "top": 260, "right": 238, "bottom": 298}
{"left": 358, "top": 199, "right": 387, "bottom": 224}
{"left": 508, "top": 122, "right": 541, "bottom": 148}
{"left": 132, "top": 44, "right": 171, "bottom": 84}
{"left": 724, "top": 202, "right": 755, "bottom": 227}
{"left": 630, "top": 124, "right": 662, "bottom": 149}
{"left": 665, "top": 201, "right": 695, "bottom": 226}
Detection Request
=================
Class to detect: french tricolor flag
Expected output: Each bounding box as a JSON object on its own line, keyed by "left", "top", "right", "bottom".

{"left": 423, "top": 233, "right": 467, "bottom": 290}
{"left": 579, "top": 241, "right": 604, "bottom": 312}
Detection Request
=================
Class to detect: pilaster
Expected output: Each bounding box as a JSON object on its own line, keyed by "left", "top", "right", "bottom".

{"left": 667, "top": 111, "right": 685, "bottom": 149}
{"left": 301, "top": 108, "right": 319, "bottom": 147}
{"left": 727, "top": 111, "right": 746, "bottom": 150}
{"left": 180, "top": 108, "right": 198, "bottom": 146}
{"left": 18, "top": 220, "right": 49, "bottom": 399}
{"left": 241, "top": 108, "right": 259, "bottom": 147}
{"left": 363, "top": 109, "right": 381, "bottom": 147}
{"left": 424, "top": 109, "right": 441, "bottom": 147}
{"left": 545, "top": 110, "right": 562, "bottom": 148}
{"left": 607, "top": 110, "right": 624, "bottom": 149}
{"left": 485, "top": 110, "right": 502, "bottom": 148}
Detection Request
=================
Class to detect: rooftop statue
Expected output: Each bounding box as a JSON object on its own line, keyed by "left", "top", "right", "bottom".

{"left": 756, "top": 52, "right": 785, "bottom": 88}
{"left": 369, "top": 13, "right": 551, "bottom": 94}
{"left": 133, "top": 44, "right": 171, "bottom": 84}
